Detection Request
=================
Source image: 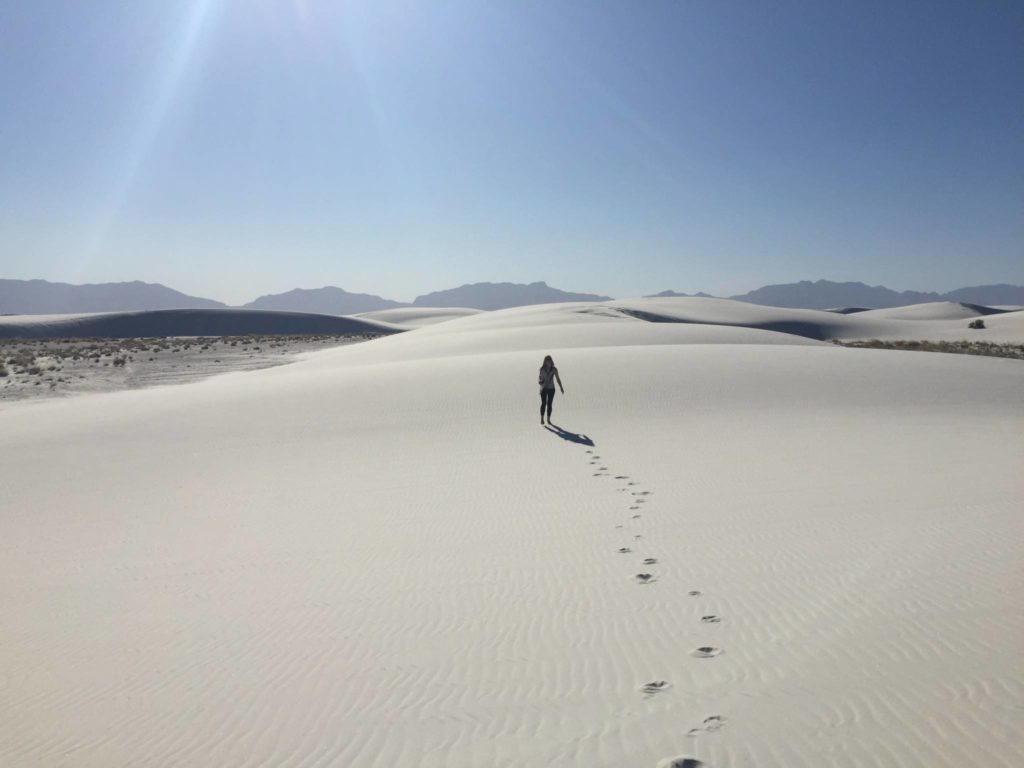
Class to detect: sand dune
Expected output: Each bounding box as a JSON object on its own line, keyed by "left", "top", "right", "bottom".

{"left": 341, "top": 299, "right": 1024, "bottom": 363}
{"left": 354, "top": 306, "right": 484, "bottom": 328}
{"left": 602, "top": 297, "right": 1024, "bottom": 344}
{"left": 0, "top": 307, "right": 397, "bottom": 339}
{"left": 1, "top": 299, "right": 1022, "bottom": 767}
{"left": 3, "top": 298, "right": 1021, "bottom": 345}
{"left": 855, "top": 300, "right": 1010, "bottom": 321}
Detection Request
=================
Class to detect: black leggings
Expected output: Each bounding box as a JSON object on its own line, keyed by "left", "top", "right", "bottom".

{"left": 540, "top": 388, "right": 555, "bottom": 418}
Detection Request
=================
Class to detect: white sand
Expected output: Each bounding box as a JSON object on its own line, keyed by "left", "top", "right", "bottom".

{"left": 603, "top": 297, "right": 1024, "bottom": 343}
{"left": 1, "top": 298, "right": 1022, "bottom": 767}
{"left": 355, "top": 307, "right": 484, "bottom": 329}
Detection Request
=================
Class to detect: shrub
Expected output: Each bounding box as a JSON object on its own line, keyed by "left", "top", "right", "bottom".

{"left": 968, "top": 319, "right": 986, "bottom": 329}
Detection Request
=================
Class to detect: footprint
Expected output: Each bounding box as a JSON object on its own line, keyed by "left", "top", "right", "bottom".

{"left": 615, "top": 524, "right": 624, "bottom": 529}
{"left": 657, "top": 758, "right": 703, "bottom": 768}
{"left": 687, "top": 590, "right": 702, "bottom": 596}
{"left": 690, "top": 646, "right": 721, "bottom": 658}
{"left": 643, "top": 557, "right": 658, "bottom": 565}
{"left": 703, "top": 715, "right": 726, "bottom": 732}
{"left": 635, "top": 573, "right": 656, "bottom": 584}
{"left": 614, "top": 475, "right": 629, "bottom": 480}
{"left": 700, "top": 615, "right": 721, "bottom": 623}
{"left": 632, "top": 514, "right": 641, "bottom": 519}
{"left": 634, "top": 534, "right": 644, "bottom": 540}
{"left": 634, "top": 490, "right": 652, "bottom": 496}
{"left": 629, "top": 505, "right": 640, "bottom": 510}
{"left": 640, "top": 680, "right": 671, "bottom": 695}
{"left": 688, "top": 715, "right": 727, "bottom": 737}
{"left": 618, "top": 547, "right": 632, "bottom": 554}
{"left": 627, "top": 481, "right": 637, "bottom": 486}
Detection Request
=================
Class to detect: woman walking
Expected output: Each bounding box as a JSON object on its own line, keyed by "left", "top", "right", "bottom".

{"left": 538, "top": 355, "right": 564, "bottom": 425}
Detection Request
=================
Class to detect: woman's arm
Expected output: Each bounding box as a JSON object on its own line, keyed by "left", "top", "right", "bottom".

{"left": 555, "top": 369, "right": 564, "bottom": 393}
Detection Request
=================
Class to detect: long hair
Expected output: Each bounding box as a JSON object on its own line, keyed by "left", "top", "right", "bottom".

{"left": 541, "top": 355, "right": 554, "bottom": 371}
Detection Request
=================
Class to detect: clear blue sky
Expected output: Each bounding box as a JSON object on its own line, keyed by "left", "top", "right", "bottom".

{"left": 1, "top": 0, "right": 1021, "bottom": 304}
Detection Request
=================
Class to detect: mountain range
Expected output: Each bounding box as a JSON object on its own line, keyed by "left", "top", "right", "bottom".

{"left": 2, "top": 278, "right": 1022, "bottom": 315}
{"left": 0, "top": 279, "right": 225, "bottom": 315}
{"left": 715, "top": 280, "right": 1024, "bottom": 309}
{"left": 411, "top": 281, "right": 611, "bottom": 310}
{"left": 243, "top": 286, "right": 404, "bottom": 314}
{"left": 0, "top": 279, "right": 612, "bottom": 315}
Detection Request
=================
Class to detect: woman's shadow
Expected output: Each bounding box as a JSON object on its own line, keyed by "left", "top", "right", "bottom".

{"left": 544, "top": 423, "right": 595, "bottom": 446}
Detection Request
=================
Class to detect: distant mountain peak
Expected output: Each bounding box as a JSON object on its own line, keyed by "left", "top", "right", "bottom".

{"left": 413, "top": 281, "right": 612, "bottom": 310}
{"left": 242, "top": 286, "right": 405, "bottom": 315}
{"left": 0, "top": 278, "right": 224, "bottom": 314}
{"left": 727, "top": 279, "right": 1024, "bottom": 309}
{"left": 646, "top": 290, "right": 714, "bottom": 298}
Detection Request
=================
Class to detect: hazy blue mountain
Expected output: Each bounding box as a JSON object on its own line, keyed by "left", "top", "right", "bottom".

{"left": 645, "top": 290, "right": 715, "bottom": 298}
{"left": 413, "top": 281, "right": 612, "bottom": 310}
{"left": 942, "top": 284, "right": 1024, "bottom": 306}
{"left": 6, "top": 278, "right": 1021, "bottom": 317}
{"left": 243, "top": 286, "right": 406, "bottom": 315}
{"left": 729, "top": 280, "right": 939, "bottom": 309}
{"left": 728, "top": 280, "right": 1024, "bottom": 309}
{"left": 0, "top": 279, "right": 225, "bottom": 315}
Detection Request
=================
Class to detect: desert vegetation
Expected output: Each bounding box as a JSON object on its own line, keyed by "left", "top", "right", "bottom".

{"left": 831, "top": 339, "right": 1024, "bottom": 360}
{"left": 0, "top": 333, "right": 375, "bottom": 401}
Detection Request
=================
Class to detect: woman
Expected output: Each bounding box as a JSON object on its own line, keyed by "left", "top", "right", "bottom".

{"left": 538, "top": 355, "right": 565, "bottom": 425}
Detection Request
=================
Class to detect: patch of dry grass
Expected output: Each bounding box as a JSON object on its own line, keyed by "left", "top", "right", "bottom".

{"left": 0, "top": 333, "right": 375, "bottom": 401}
{"left": 831, "top": 339, "right": 1024, "bottom": 360}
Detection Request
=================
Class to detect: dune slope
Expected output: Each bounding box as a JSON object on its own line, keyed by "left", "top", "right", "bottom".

{"left": 0, "top": 308, "right": 397, "bottom": 339}
{"left": 1, "top": 302, "right": 1022, "bottom": 768}
{"left": 354, "top": 306, "right": 484, "bottom": 329}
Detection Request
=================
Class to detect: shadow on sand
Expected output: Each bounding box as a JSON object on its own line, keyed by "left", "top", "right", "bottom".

{"left": 544, "top": 424, "right": 595, "bottom": 446}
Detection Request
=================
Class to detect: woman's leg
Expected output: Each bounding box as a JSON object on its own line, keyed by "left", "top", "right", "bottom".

{"left": 545, "top": 388, "right": 554, "bottom": 422}
{"left": 540, "top": 390, "right": 547, "bottom": 423}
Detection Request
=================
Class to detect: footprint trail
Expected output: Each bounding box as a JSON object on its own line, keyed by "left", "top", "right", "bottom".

{"left": 563, "top": 431, "right": 729, "bottom": 765}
